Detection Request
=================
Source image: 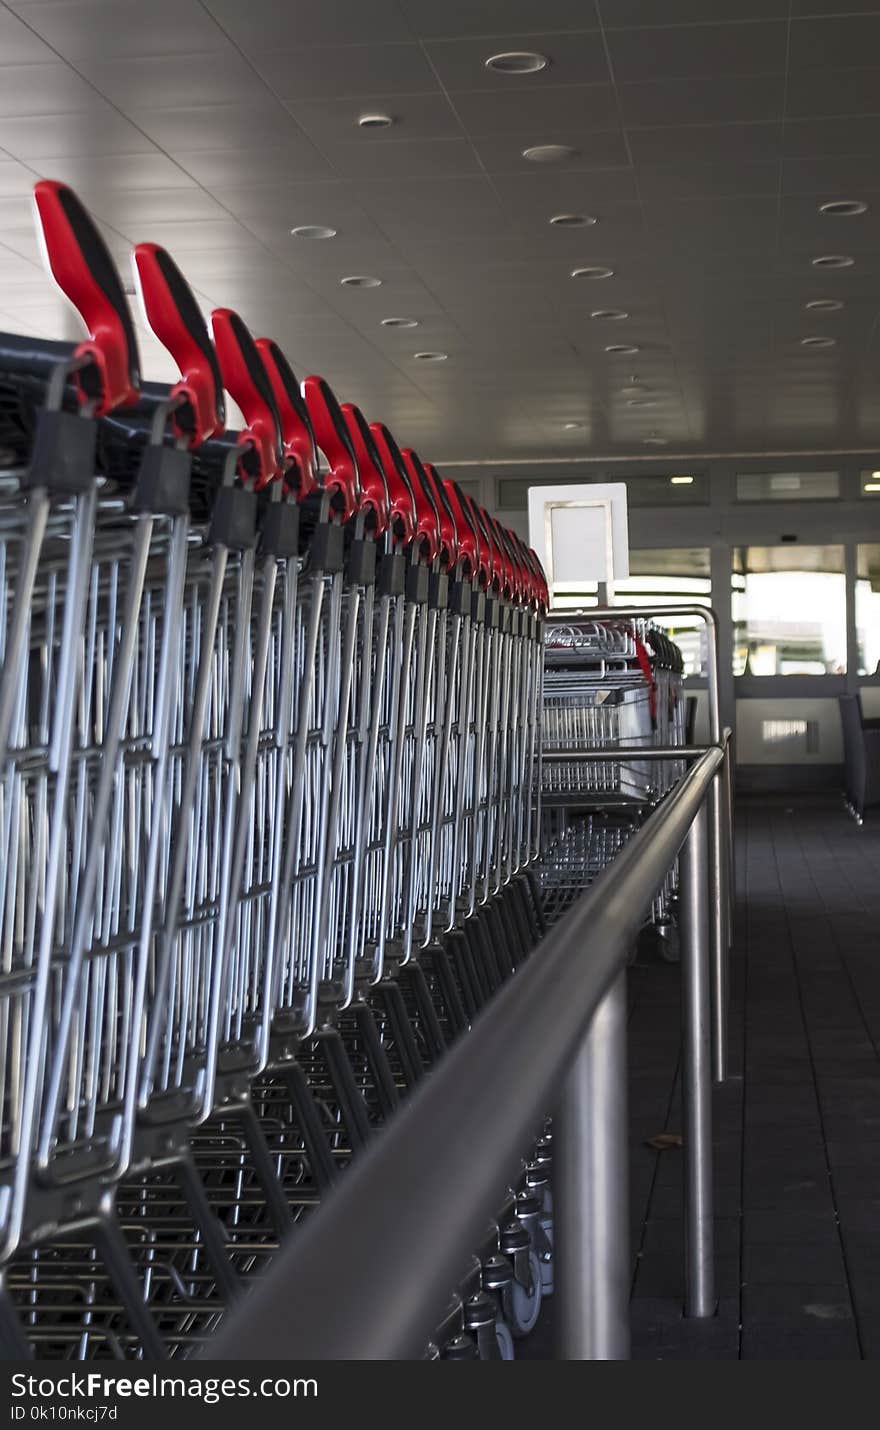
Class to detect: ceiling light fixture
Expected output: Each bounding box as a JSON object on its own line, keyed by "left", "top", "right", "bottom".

{"left": 800, "top": 335, "right": 836, "bottom": 348}
{"left": 627, "top": 398, "right": 656, "bottom": 407}
{"left": 550, "top": 213, "right": 597, "bottom": 228}
{"left": 563, "top": 421, "right": 584, "bottom": 430}
{"left": 290, "top": 224, "right": 337, "bottom": 239}
{"left": 605, "top": 343, "right": 640, "bottom": 355}
{"left": 811, "top": 254, "right": 854, "bottom": 269}
{"left": 413, "top": 351, "right": 448, "bottom": 361}
{"left": 523, "top": 144, "right": 577, "bottom": 163}
{"left": 643, "top": 434, "right": 667, "bottom": 446}
{"left": 340, "top": 274, "right": 382, "bottom": 288}
{"left": 486, "top": 51, "right": 548, "bottom": 74}
{"left": 819, "top": 199, "right": 867, "bottom": 216}
{"left": 805, "top": 298, "right": 843, "bottom": 312}
{"left": 864, "top": 481, "right": 880, "bottom": 492}
{"left": 670, "top": 475, "right": 694, "bottom": 485}
{"left": 591, "top": 308, "right": 628, "bottom": 320}
{"left": 358, "top": 113, "right": 394, "bottom": 129}
{"left": 381, "top": 316, "right": 419, "bottom": 328}
{"left": 571, "top": 265, "right": 614, "bottom": 280}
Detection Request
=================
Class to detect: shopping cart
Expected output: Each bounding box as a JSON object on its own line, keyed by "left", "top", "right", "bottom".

{"left": 539, "top": 614, "right": 687, "bottom": 954}
{"left": 0, "top": 180, "right": 550, "bottom": 1361}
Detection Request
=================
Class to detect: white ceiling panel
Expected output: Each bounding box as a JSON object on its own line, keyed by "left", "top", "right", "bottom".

{"left": 250, "top": 43, "right": 437, "bottom": 103}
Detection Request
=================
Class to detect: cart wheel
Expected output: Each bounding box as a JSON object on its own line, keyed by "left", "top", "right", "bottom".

{"left": 495, "top": 1319, "right": 516, "bottom": 1360}
{"left": 502, "top": 1250, "right": 542, "bottom": 1337}
{"left": 539, "top": 1214, "right": 554, "bottom": 1296}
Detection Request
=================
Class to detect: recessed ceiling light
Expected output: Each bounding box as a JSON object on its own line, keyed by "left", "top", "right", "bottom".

{"left": 812, "top": 254, "right": 854, "bottom": 269}
{"left": 523, "top": 144, "right": 577, "bottom": 164}
{"left": 643, "top": 436, "right": 668, "bottom": 446}
{"left": 805, "top": 298, "right": 843, "bottom": 312}
{"left": 358, "top": 113, "right": 394, "bottom": 129}
{"left": 591, "top": 308, "right": 628, "bottom": 320}
{"left": 571, "top": 265, "right": 614, "bottom": 280}
{"left": 670, "top": 475, "right": 694, "bottom": 485}
{"left": 485, "top": 50, "right": 548, "bottom": 74}
{"left": 819, "top": 199, "right": 867, "bottom": 217}
{"left": 340, "top": 274, "right": 382, "bottom": 288}
{"left": 864, "top": 481, "right": 880, "bottom": 492}
{"left": 290, "top": 223, "right": 337, "bottom": 239}
{"left": 413, "top": 351, "right": 448, "bottom": 361}
{"left": 800, "top": 335, "right": 836, "bottom": 348}
{"left": 381, "top": 316, "right": 419, "bottom": 328}
{"left": 627, "top": 398, "right": 656, "bottom": 407}
{"left": 606, "top": 343, "right": 640, "bottom": 355}
{"left": 563, "top": 420, "right": 585, "bottom": 430}
{"left": 549, "top": 213, "right": 597, "bottom": 228}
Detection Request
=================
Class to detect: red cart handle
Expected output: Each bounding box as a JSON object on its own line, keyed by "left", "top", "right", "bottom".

{"left": 133, "top": 242, "right": 224, "bottom": 447}
{"left": 471, "top": 500, "right": 502, "bottom": 595}
{"left": 441, "top": 478, "right": 479, "bottom": 579}
{"left": 400, "top": 447, "right": 440, "bottom": 565}
{"left": 488, "top": 515, "right": 515, "bottom": 601}
{"left": 461, "top": 491, "right": 490, "bottom": 589}
{"left": 369, "top": 422, "right": 417, "bottom": 547}
{"left": 211, "top": 308, "right": 282, "bottom": 488}
{"left": 340, "top": 403, "right": 390, "bottom": 535}
{"left": 302, "top": 375, "right": 360, "bottom": 523}
{"left": 33, "top": 179, "right": 140, "bottom": 415}
{"left": 511, "top": 531, "right": 537, "bottom": 607}
{"left": 255, "top": 338, "right": 319, "bottom": 501}
{"left": 423, "top": 462, "right": 460, "bottom": 571}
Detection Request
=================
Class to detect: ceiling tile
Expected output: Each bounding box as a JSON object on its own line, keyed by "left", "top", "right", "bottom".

{"left": 628, "top": 122, "right": 783, "bottom": 166}
{"left": 28, "top": 152, "right": 198, "bottom": 190}
{"left": 201, "top": 0, "right": 412, "bottom": 48}
{"left": 489, "top": 168, "right": 639, "bottom": 207}
{"left": 636, "top": 160, "right": 781, "bottom": 200}
{"left": 172, "top": 144, "right": 332, "bottom": 186}
{"left": 250, "top": 43, "right": 437, "bottom": 102}
{"left": 786, "top": 67, "right": 880, "bottom": 121}
{"left": 782, "top": 156, "right": 880, "bottom": 196}
{"left": 425, "top": 31, "right": 610, "bottom": 90}
{"left": 601, "top": 0, "right": 786, "bottom": 18}
{"left": 318, "top": 138, "right": 481, "bottom": 181}
{"left": 0, "top": 8, "right": 57, "bottom": 63}
{"left": 782, "top": 115, "right": 880, "bottom": 158}
{"left": 399, "top": 1, "right": 600, "bottom": 40}
{"left": 789, "top": 14, "right": 880, "bottom": 69}
{"left": 75, "top": 50, "right": 257, "bottom": 110}
{"left": 129, "top": 102, "right": 311, "bottom": 154}
{"left": 6, "top": 0, "right": 227, "bottom": 56}
{"left": 0, "top": 108, "right": 155, "bottom": 157}
{"left": 453, "top": 85, "right": 618, "bottom": 135}
{"left": 605, "top": 20, "right": 788, "bottom": 81}
{"left": 620, "top": 74, "right": 784, "bottom": 127}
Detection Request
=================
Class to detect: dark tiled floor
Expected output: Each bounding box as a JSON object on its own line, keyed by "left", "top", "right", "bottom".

{"left": 529, "top": 793, "right": 880, "bottom": 1359}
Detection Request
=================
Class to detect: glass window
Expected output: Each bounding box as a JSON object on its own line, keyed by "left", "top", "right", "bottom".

{"left": 736, "top": 470, "right": 839, "bottom": 501}
{"left": 496, "top": 472, "right": 708, "bottom": 510}
{"left": 732, "top": 545, "right": 846, "bottom": 676}
{"left": 859, "top": 469, "right": 880, "bottom": 497}
{"left": 856, "top": 544, "right": 880, "bottom": 676}
{"left": 551, "top": 547, "right": 712, "bottom": 676}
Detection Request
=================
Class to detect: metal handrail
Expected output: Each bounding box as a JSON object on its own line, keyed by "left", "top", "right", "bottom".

{"left": 209, "top": 745, "right": 725, "bottom": 1362}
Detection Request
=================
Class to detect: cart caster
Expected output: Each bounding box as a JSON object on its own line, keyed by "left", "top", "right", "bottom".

{"left": 502, "top": 1248, "right": 542, "bottom": 1337}
{"left": 495, "top": 1319, "right": 515, "bottom": 1360}
{"left": 442, "top": 1332, "right": 479, "bottom": 1360}
{"left": 538, "top": 1214, "right": 554, "bottom": 1296}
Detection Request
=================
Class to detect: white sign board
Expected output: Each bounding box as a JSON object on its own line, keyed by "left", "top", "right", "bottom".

{"left": 527, "top": 483, "right": 630, "bottom": 598}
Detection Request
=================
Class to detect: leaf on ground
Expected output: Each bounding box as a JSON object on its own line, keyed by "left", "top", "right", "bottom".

{"left": 644, "top": 1132, "right": 683, "bottom": 1151}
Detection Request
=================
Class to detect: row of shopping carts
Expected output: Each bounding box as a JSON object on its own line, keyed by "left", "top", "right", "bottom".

{"left": 0, "top": 182, "right": 550, "bottom": 1359}
{"left": 539, "top": 615, "right": 687, "bottom": 955}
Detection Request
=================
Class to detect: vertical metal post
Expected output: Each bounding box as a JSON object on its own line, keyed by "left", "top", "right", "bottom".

{"left": 556, "top": 972, "right": 630, "bottom": 1360}
{"left": 722, "top": 735, "right": 735, "bottom": 949}
{"left": 708, "top": 771, "right": 728, "bottom": 1084}
{"left": 680, "top": 802, "right": 716, "bottom": 1318}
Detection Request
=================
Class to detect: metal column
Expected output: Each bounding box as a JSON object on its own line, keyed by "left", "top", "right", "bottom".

{"left": 679, "top": 803, "right": 716, "bottom": 1318}
{"left": 708, "top": 771, "right": 728, "bottom": 1084}
{"left": 556, "top": 972, "right": 630, "bottom": 1360}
